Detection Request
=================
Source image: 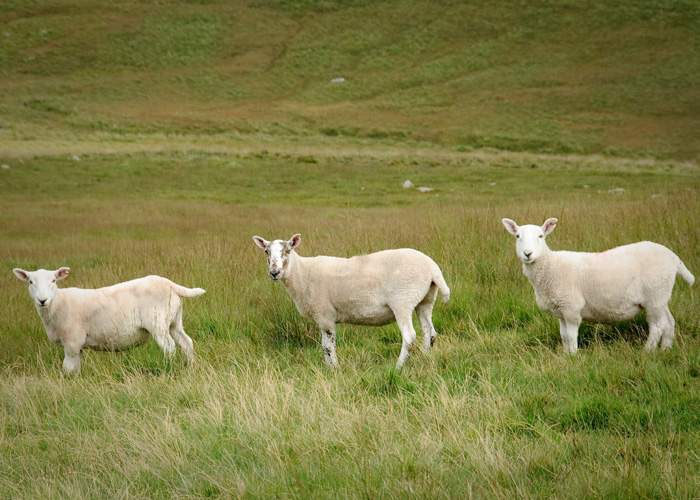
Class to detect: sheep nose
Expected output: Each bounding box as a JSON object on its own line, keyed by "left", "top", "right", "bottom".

{"left": 524, "top": 251, "right": 533, "bottom": 258}
{"left": 270, "top": 270, "right": 281, "bottom": 278}
{"left": 38, "top": 299, "right": 47, "bottom": 306}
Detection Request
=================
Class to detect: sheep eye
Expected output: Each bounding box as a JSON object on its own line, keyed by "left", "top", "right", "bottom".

{"left": 516, "top": 234, "right": 520, "bottom": 239}
{"left": 52, "top": 279, "right": 56, "bottom": 283}
{"left": 539, "top": 235, "right": 543, "bottom": 239}
{"left": 29, "top": 280, "right": 33, "bottom": 285}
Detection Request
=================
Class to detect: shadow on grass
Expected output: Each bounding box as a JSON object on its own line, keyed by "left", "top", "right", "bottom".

{"left": 249, "top": 304, "right": 318, "bottom": 351}
{"left": 578, "top": 315, "right": 649, "bottom": 349}
{"left": 518, "top": 315, "right": 650, "bottom": 352}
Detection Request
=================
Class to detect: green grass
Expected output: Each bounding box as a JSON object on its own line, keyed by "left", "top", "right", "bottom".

{"left": 1, "top": 0, "right": 700, "bottom": 496}
{"left": 1, "top": 0, "right": 700, "bottom": 158}
{"left": 1, "top": 149, "right": 699, "bottom": 497}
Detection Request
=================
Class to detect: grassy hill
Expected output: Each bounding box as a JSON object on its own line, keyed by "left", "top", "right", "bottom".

{"left": 1, "top": 0, "right": 700, "bottom": 158}
{"left": 1, "top": 1, "right": 700, "bottom": 498}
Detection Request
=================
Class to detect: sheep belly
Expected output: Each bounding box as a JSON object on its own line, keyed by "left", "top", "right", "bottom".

{"left": 84, "top": 326, "right": 150, "bottom": 351}
{"left": 579, "top": 273, "right": 645, "bottom": 322}
{"left": 335, "top": 302, "right": 396, "bottom": 326}
{"left": 580, "top": 300, "right": 642, "bottom": 322}
{"left": 80, "top": 302, "right": 153, "bottom": 351}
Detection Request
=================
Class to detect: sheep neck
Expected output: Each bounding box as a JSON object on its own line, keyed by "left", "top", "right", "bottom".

{"left": 522, "top": 247, "right": 554, "bottom": 287}
{"left": 35, "top": 290, "right": 65, "bottom": 331}
{"left": 281, "top": 251, "right": 310, "bottom": 306}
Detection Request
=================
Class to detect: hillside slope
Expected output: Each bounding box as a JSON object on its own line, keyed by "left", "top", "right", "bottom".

{"left": 1, "top": 0, "right": 699, "bottom": 158}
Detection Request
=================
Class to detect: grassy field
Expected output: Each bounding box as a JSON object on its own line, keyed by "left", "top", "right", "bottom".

{"left": 1, "top": 149, "right": 699, "bottom": 498}
{"left": 2, "top": 0, "right": 700, "bottom": 498}
{"left": 1, "top": 0, "right": 700, "bottom": 159}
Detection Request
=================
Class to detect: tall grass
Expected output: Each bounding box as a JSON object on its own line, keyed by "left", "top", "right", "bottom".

{"left": 0, "top": 151, "right": 698, "bottom": 497}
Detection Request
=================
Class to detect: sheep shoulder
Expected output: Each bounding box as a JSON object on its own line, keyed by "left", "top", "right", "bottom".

{"left": 524, "top": 252, "right": 587, "bottom": 318}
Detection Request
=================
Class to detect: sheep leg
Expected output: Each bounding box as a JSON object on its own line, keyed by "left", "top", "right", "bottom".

{"left": 644, "top": 324, "right": 663, "bottom": 352}
{"left": 320, "top": 328, "right": 338, "bottom": 368}
{"left": 559, "top": 317, "right": 580, "bottom": 354}
{"left": 393, "top": 309, "right": 417, "bottom": 369}
{"left": 416, "top": 304, "right": 436, "bottom": 353}
{"left": 644, "top": 308, "right": 665, "bottom": 351}
{"left": 416, "top": 286, "right": 438, "bottom": 353}
{"left": 170, "top": 309, "right": 195, "bottom": 364}
{"left": 151, "top": 326, "right": 176, "bottom": 359}
{"left": 62, "top": 348, "right": 81, "bottom": 375}
{"left": 660, "top": 307, "right": 676, "bottom": 350}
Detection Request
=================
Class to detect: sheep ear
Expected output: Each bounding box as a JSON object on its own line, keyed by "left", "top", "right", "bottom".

{"left": 501, "top": 218, "right": 519, "bottom": 236}
{"left": 13, "top": 268, "right": 29, "bottom": 282}
{"left": 288, "top": 233, "right": 301, "bottom": 250}
{"left": 252, "top": 235, "right": 269, "bottom": 250}
{"left": 542, "top": 218, "right": 558, "bottom": 236}
{"left": 55, "top": 267, "right": 70, "bottom": 281}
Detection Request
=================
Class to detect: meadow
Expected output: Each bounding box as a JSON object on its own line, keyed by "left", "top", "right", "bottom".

{"left": 1, "top": 0, "right": 700, "bottom": 498}
{"left": 1, "top": 147, "right": 699, "bottom": 498}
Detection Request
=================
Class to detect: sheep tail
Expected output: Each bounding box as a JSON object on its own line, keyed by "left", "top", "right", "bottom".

{"left": 677, "top": 259, "right": 695, "bottom": 286}
{"left": 432, "top": 265, "right": 451, "bottom": 303}
{"left": 170, "top": 281, "right": 207, "bottom": 298}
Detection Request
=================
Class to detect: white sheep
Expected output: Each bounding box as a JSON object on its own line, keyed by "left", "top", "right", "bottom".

{"left": 501, "top": 217, "right": 695, "bottom": 353}
{"left": 252, "top": 234, "right": 450, "bottom": 368}
{"left": 12, "top": 267, "right": 205, "bottom": 374}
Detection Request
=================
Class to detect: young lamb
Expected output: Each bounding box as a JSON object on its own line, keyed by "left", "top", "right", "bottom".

{"left": 12, "top": 267, "right": 205, "bottom": 374}
{"left": 252, "top": 234, "right": 450, "bottom": 368}
{"left": 501, "top": 217, "right": 695, "bottom": 353}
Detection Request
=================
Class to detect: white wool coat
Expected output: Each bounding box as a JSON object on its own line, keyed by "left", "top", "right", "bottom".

{"left": 282, "top": 248, "right": 450, "bottom": 328}
{"left": 36, "top": 276, "right": 204, "bottom": 354}
{"left": 523, "top": 241, "right": 693, "bottom": 322}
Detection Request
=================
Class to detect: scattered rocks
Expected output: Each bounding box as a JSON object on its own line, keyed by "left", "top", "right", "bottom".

{"left": 72, "top": 155, "right": 81, "bottom": 161}
{"left": 488, "top": 182, "right": 497, "bottom": 186}
{"left": 330, "top": 77, "right": 346, "bottom": 84}
{"left": 402, "top": 180, "right": 434, "bottom": 193}
{"left": 1, "top": 164, "right": 10, "bottom": 170}
{"left": 608, "top": 187, "right": 625, "bottom": 194}
{"left": 651, "top": 193, "right": 662, "bottom": 199}
{"left": 582, "top": 184, "right": 590, "bottom": 189}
